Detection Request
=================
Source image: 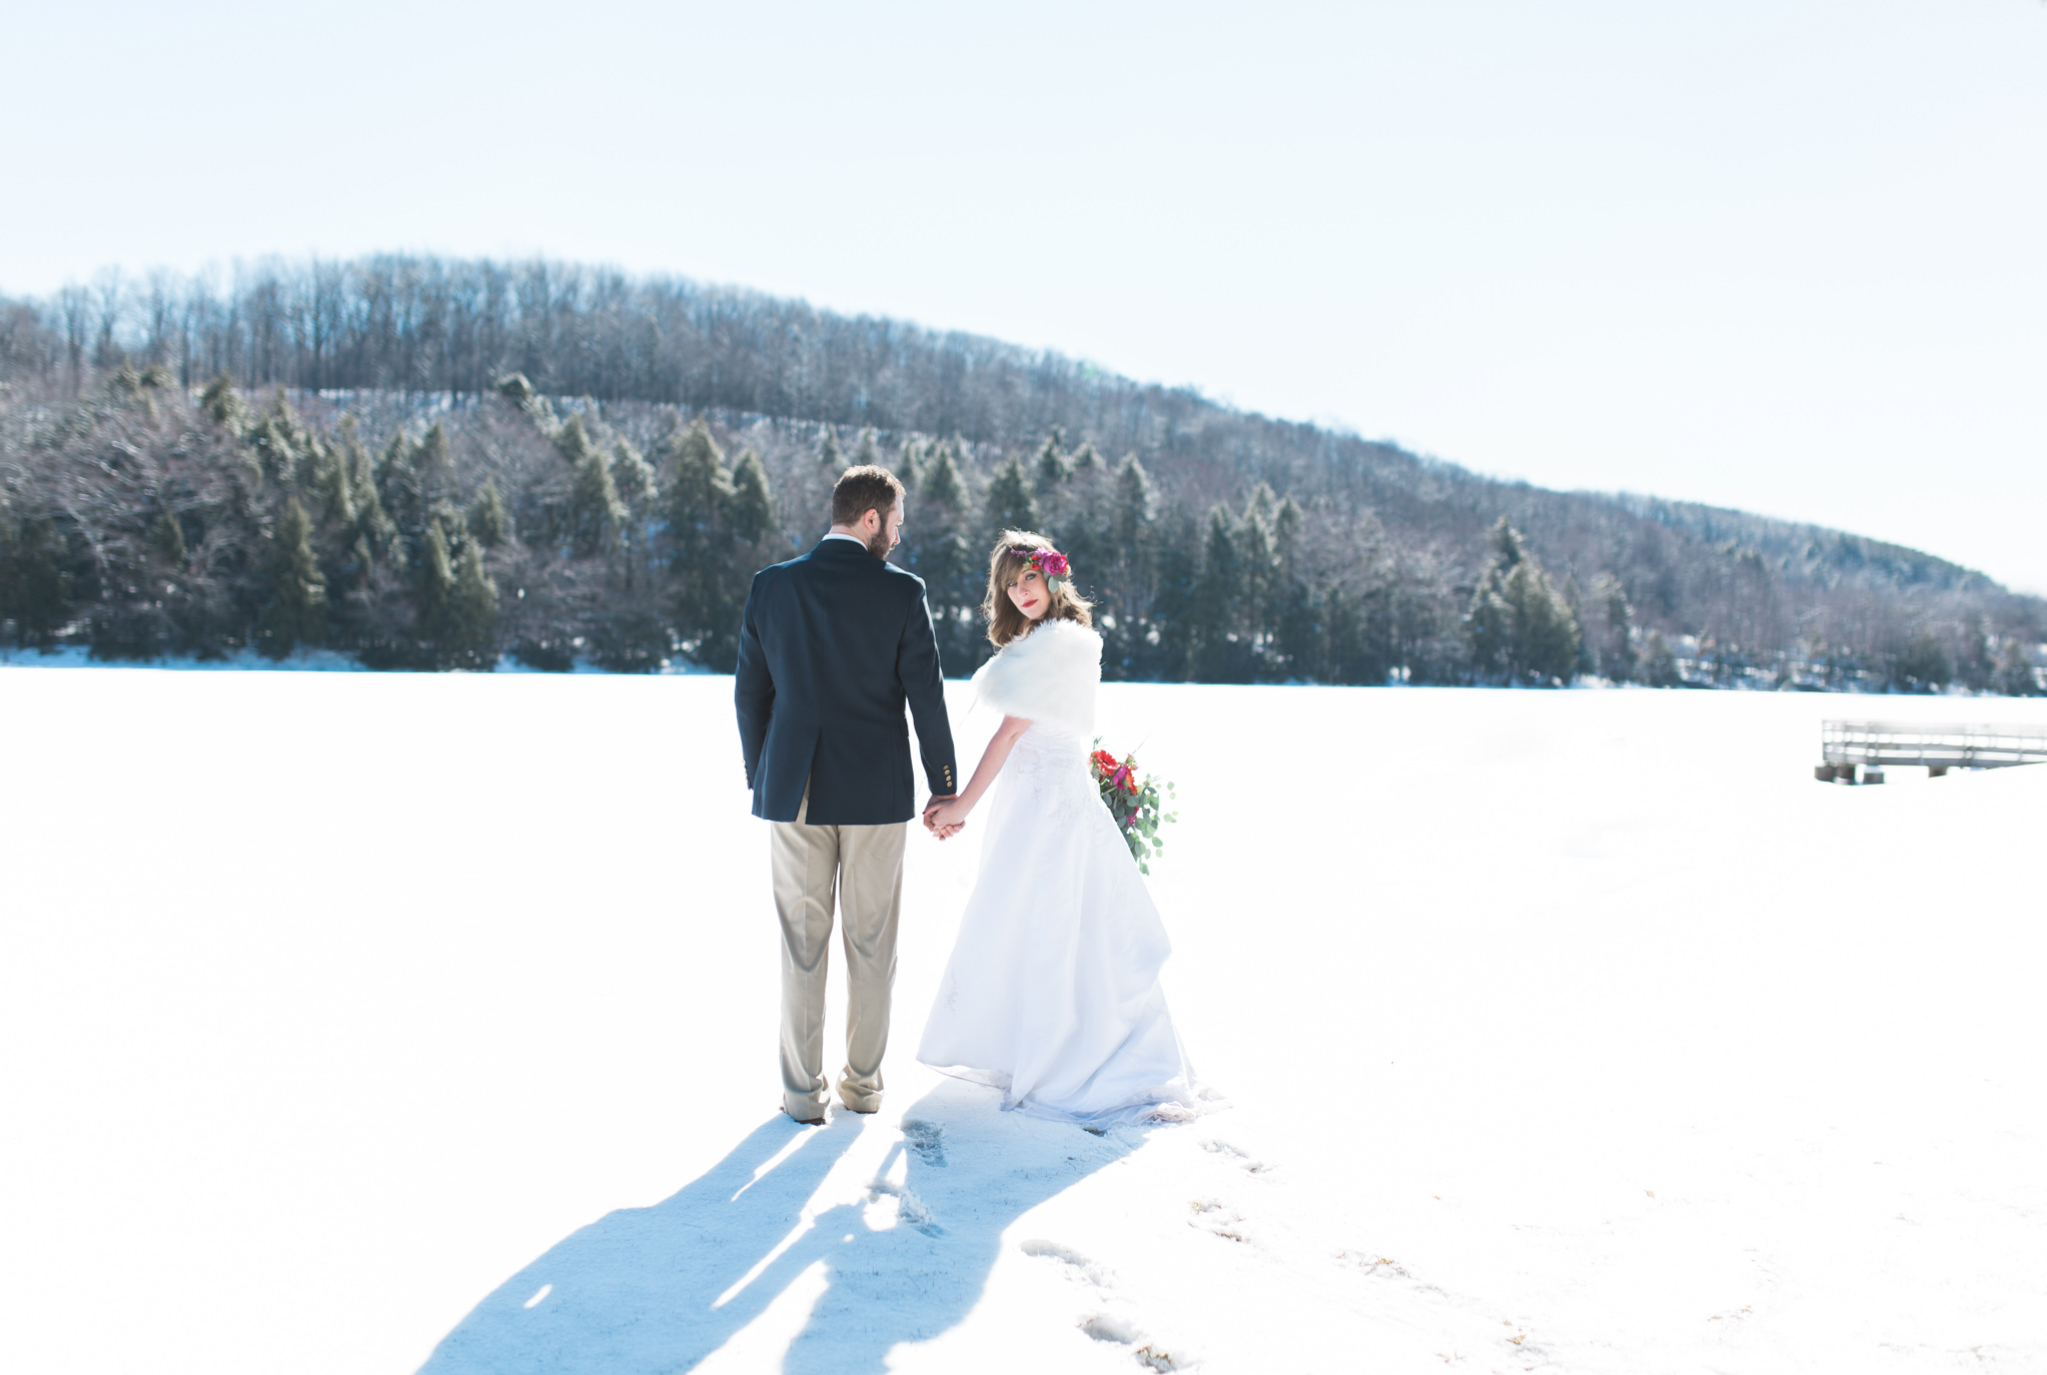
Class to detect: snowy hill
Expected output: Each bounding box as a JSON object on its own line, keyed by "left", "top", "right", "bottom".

{"left": 3, "top": 670, "right": 2044, "bottom": 1373}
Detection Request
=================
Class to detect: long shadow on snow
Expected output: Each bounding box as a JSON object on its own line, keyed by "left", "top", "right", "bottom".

{"left": 417, "top": 1079, "right": 1130, "bottom": 1374}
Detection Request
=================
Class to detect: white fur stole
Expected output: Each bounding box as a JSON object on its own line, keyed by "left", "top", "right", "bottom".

{"left": 971, "top": 618, "right": 1101, "bottom": 736}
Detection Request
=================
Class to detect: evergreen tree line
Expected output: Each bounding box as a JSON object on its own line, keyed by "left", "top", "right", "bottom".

{"left": 4, "top": 255, "right": 2044, "bottom": 690}
{"left": 1, "top": 363, "right": 2040, "bottom": 694}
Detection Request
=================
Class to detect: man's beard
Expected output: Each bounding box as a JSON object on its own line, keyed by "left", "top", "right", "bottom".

{"left": 865, "top": 531, "right": 892, "bottom": 559}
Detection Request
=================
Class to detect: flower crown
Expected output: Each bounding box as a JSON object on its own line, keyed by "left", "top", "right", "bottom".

{"left": 1027, "top": 547, "right": 1070, "bottom": 587}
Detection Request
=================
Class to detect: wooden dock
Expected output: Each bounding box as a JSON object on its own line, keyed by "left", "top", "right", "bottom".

{"left": 1817, "top": 720, "right": 2047, "bottom": 783}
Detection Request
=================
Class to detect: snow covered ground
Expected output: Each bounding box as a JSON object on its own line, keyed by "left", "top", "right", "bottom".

{"left": 3, "top": 668, "right": 2044, "bottom": 1374}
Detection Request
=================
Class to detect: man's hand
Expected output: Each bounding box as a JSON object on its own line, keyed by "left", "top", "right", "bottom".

{"left": 922, "top": 795, "right": 964, "bottom": 840}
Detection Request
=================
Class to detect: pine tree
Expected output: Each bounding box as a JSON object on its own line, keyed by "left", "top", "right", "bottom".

{"left": 419, "top": 517, "right": 458, "bottom": 664}
{"left": 1992, "top": 638, "right": 2039, "bottom": 697}
{"left": 1034, "top": 431, "right": 1070, "bottom": 489}
{"left": 1638, "top": 629, "right": 1681, "bottom": 687}
{"left": 900, "top": 438, "right": 978, "bottom": 673}
{"left": 1504, "top": 560, "right": 1580, "bottom": 684}
{"left": 250, "top": 400, "right": 300, "bottom": 486}
{"left": 1466, "top": 519, "right": 1526, "bottom": 681}
{"left": 1147, "top": 507, "right": 1203, "bottom": 681}
{"left": 1954, "top": 619, "right": 1995, "bottom": 693}
{"left": 1561, "top": 574, "right": 1597, "bottom": 679}
{"left": 853, "top": 428, "right": 881, "bottom": 469}
{"left": 1194, "top": 505, "right": 1250, "bottom": 682}
{"left": 1268, "top": 497, "right": 1319, "bottom": 679}
{"left": 469, "top": 478, "right": 509, "bottom": 548}
{"left": 1273, "top": 495, "right": 1302, "bottom": 551}
{"left": 422, "top": 516, "right": 454, "bottom": 608}
{"left": 568, "top": 429, "right": 625, "bottom": 559}
{"left": 665, "top": 416, "right": 737, "bottom": 664}
{"left": 440, "top": 538, "right": 499, "bottom": 670}
{"left": 605, "top": 437, "right": 646, "bottom": 513}
{"left": 1487, "top": 515, "right": 1523, "bottom": 570}
{"left": 149, "top": 509, "right": 187, "bottom": 567}
{"left": 897, "top": 439, "right": 923, "bottom": 493}
{"left": 1071, "top": 442, "right": 1105, "bottom": 475}
{"left": 1893, "top": 631, "right": 1953, "bottom": 692}
{"left": 200, "top": 371, "right": 244, "bottom": 429}
{"left": 1591, "top": 572, "right": 1635, "bottom": 681}
{"left": 415, "top": 421, "right": 455, "bottom": 509}
{"left": 0, "top": 517, "right": 73, "bottom": 648}
{"left": 495, "top": 371, "right": 556, "bottom": 431}
{"left": 1466, "top": 517, "right": 1577, "bottom": 684}
{"left": 728, "top": 447, "right": 776, "bottom": 547}
{"left": 1110, "top": 454, "right": 1153, "bottom": 547}
{"left": 916, "top": 528, "right": 979, "bottom": 672}
{"left": 1243, "top": 483, "right": 1276, "bottom": 527}
{"left": 256, "top": 499, "right": 327, "bottom": 658}
{"left": 312, "top": 441, "right": 355, "bottom": 528}
{"left": 1467, "top": 587, "right": 1513, "bottom": 685}
{"left": 1238, "top": 492, "right": 1278, "bottom": 656}
{"left": 351, "top": 441, "right": 399, "bottom": 567}
{"left": 1327, "top": 571, "right": 1399, "bottom": 686}
{"left": 376, "top": 429, "right": 409, "bottom": 486}
{"left": 1236, "top": 507, "right": 1279, "bottom": 674}
{"left": 1030, "top": 431, "right": 1080, "bottom": 540}
{"left": 611, "top": 438, "right": 659, "bottom": 588}
{"left": 1272, "top": 578, "right": 1322, "bottom": 682}
{"left": 1093, "top": 454, "right": 1157, "bottom": 678}
{"left": 818, "top": 426, "right": 842, "bottom": 470}
{"left": 666, "top": 418, "right": 730, "bottom": 551}
{"left": 982, "top": 455, "right": 1038, "bottom": 543}
{"left": 921, "top": 440, "right": 967, "bottom": 510}
{"left": 377, "top": 430, "right": 420, "bottom": 534}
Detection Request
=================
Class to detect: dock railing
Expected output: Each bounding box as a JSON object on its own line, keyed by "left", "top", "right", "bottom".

{"left": 1817, "top": 720, "right": 2047, "bottom": 783}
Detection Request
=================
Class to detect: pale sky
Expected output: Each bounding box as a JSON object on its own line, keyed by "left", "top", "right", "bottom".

{"left": 5, "top": 1, "right": 2043, "bottom": 589}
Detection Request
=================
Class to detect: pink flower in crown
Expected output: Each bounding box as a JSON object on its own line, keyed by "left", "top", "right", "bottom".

{"left": 1029, "top": 547, "right": 1070, "bottom": 579}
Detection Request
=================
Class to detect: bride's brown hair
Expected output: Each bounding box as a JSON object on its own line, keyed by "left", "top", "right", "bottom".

{"left": 983, "top": 529, "right": 1093, "bottom": 649}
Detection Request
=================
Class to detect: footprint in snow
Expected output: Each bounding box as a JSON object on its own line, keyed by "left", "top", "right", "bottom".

{"left": 901, "top": 1118, "right": 946, "bottom": 1167}
{"left": 1336, "top": 1249, "right": 1452, "bottom": 1300}
{"left": 1188, "top": 1197, "right": 1251, "bottom": 1244}
{"left": 1199, "top": 1138, "right": 1272, "bottom": 1175}
{"left": 1020, "top": 1238, "right": 1110, "bottom": 1287}
{"left": 865, "top": 1177, "right": 942, "bottom": 1235}
{"left": 1338, "top": 1251, "right": 1551, "bottom": 1362}
{"left": 1021, "top": 1240, "right": 1183, "bottom": 1370}
{"left": 866, "top": 1125, "right": 944, "bottom": 1236}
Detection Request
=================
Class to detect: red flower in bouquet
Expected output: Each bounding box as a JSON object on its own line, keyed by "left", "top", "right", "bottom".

{"left": 1088, "top": 741, "right": 1179, "bottom": 875}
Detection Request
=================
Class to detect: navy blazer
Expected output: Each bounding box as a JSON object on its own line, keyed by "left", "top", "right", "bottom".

{"left": 734, "top": 538, "right": 959, "bottom": 825}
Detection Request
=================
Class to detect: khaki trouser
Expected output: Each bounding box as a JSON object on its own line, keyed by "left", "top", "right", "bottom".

{"left": 770, "top": 784, "right": 907, "bottom": 1120}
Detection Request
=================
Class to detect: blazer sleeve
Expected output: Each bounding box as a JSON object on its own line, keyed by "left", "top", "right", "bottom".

{"left": 896, "top": 581, "right": 959, "bottom": 798}
{"left": 734, "top": 571, "right": 774, "bottom": 786}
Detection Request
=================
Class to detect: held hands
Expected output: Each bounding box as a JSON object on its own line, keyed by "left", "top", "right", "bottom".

{"left": 925, "top": 717, "right": 1023, "bottom": 840}
{"left": 923, "top": 795, "right": 967, "bottom": 839}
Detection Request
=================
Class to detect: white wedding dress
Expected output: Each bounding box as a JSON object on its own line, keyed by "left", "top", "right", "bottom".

{"left": 917, "top": 618, "right": 1202, "bottom": 1126}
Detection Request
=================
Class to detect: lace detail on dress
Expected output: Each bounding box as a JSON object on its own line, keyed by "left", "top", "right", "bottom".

{"left": 1003, "top": 724, "right": 1138, "bottom": 860}
{"left": 1002, "top": 724, "right": 1096, "bottom": 824}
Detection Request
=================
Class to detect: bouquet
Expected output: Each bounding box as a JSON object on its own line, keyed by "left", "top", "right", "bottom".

{"left": 1089, "top": 742, "right": 1178, "bottom": 874}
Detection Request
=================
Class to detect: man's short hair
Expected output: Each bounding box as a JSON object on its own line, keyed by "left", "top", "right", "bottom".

{"left": 831, "top": 465, "right": 905, "bottom": 527}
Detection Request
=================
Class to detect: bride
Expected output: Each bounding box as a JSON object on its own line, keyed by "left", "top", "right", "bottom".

{"left": 918, "top": 531, "right": 1204, "bottom": 1126}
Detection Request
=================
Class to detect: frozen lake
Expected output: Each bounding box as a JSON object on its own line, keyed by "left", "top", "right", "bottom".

{"left": 3, "top": 668, "right": 2044, "bottom": 1373}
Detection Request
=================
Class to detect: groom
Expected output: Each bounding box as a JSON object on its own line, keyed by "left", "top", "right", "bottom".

{"left": 733, "top": 464, "right": 958, "bottom": 1123}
